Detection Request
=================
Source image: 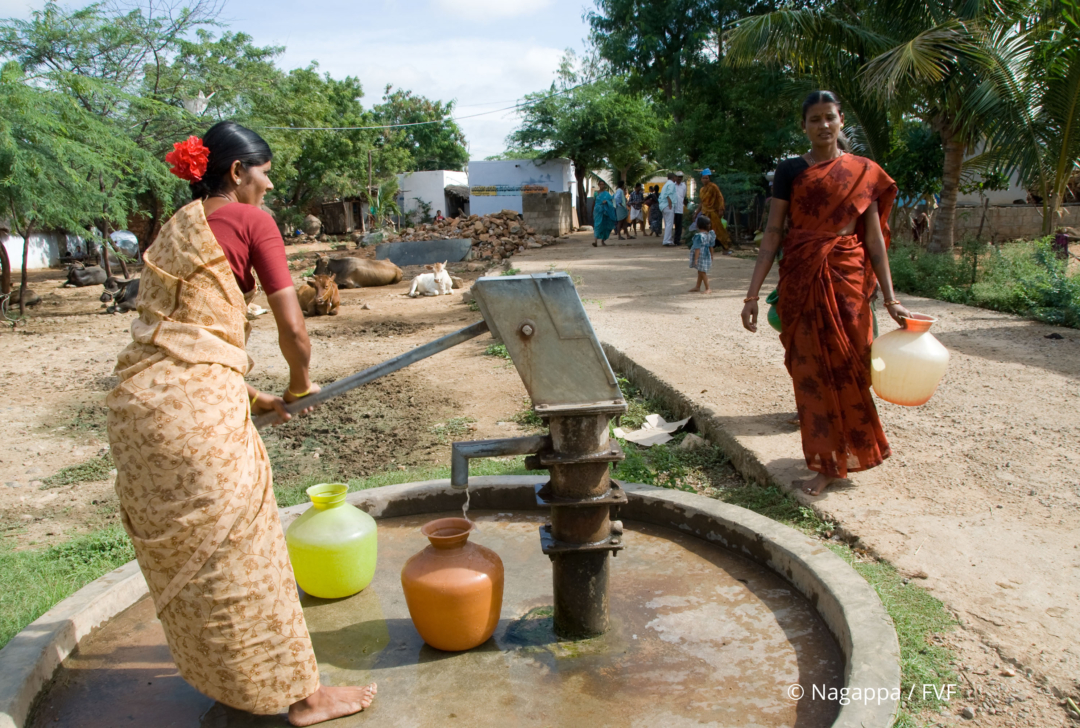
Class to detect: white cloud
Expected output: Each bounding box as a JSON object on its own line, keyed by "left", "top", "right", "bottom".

{"left": 430, "top": 0, "right": 554, "bottom": 20}
{"left": 277, "top": 35, "right": 565, "bottom": 159}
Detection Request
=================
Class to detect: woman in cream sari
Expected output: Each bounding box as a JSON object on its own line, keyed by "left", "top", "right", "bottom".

{"left": 107, "top": 121, "right": 376, "bottom": 725}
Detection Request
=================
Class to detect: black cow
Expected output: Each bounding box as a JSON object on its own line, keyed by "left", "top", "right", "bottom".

{"left": 64, "top": 262, "right": 108, "bottom": 288}
{"left": 100, "top": 277, "right": 140, "bottom": 313}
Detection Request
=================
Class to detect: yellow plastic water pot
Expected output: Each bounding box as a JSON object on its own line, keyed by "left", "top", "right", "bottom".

{"left": 286, "top": 483, "right": 377, "bottom": 599}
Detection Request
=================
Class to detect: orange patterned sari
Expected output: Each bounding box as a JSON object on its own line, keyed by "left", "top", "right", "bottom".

{"left": 106, "top": 200, "right": 318, "bottom": 714}
{"left": 777, "top": 154, "right": 897, "bottom": 478}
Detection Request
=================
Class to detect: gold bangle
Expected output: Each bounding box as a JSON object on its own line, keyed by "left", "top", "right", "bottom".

{"left": 743, "top": 296, "right": 760, "bottom": 303}
{"left": 251, "top": 392, "right": 258, "bottom": 407}
{"left": 883, "top": 299, "right": 901, "bottom": 307}
{"left": 287, "top": 387, "right": 311, "bottom": 398}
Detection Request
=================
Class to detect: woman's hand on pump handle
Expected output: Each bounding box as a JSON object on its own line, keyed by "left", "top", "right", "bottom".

{"left": 251, "top": 383, "right": 322, "bottom": 425}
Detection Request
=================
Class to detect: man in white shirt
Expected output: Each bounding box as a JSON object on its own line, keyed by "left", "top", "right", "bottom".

{"left": 658, "top": 173, "right": 678, "bottom": 246}
{"left": 673, "top": 171, "right": 687, "bottom": 246}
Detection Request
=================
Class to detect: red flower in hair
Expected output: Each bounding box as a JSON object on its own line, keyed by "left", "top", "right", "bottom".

{"left": 165, "top": 136, "right": 210, "bottom": 182}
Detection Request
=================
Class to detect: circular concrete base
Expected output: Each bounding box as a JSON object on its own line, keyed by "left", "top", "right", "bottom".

{"left": 3, "top": 478, "right": 901, "bottom": 728}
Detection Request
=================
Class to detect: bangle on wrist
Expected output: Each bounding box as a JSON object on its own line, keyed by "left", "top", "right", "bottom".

{"left": 287, "top": 387, "right": 311, "bottom": 398}
{"left": 883, "top": 299, "right": 901, "bottom": 307}
{"left": 743, "top": 296, "right": 760, "bottom": 303}
{"left": 251, "top": 392, "right": 258, "bottom": 407}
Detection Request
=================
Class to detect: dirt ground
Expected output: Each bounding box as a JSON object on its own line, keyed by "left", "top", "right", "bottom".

{"left": 511, "top": 231, "right": 1080, "bottom": 727}
{"left": 0, "top": 244, "right": 530, "bottom": 549}
{"left": 4, "top": 232, "right": 1079, "bottom": 725}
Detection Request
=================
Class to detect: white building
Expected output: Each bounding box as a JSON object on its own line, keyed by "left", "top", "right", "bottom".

{"left": 1, "top": 228, "right": 137, "bottom": 270}
{"left": 467, "top": 159, "right": 576, "bottom": 217}
{"left": 397, "top": 170, "right": 470, "bottom": 222}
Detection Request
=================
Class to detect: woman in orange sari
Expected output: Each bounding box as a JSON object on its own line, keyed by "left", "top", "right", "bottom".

{"left": 740, "top": 91, "right": 912, "bottom": 496}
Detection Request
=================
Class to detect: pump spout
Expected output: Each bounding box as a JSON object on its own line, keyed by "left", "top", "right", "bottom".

{"left": 450, "top": 435, "right": 550, "bottom": 490}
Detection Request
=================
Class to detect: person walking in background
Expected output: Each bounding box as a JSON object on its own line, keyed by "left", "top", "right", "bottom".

{"left": 659, "top": 174, "right": 678, "bottom": 246}
{"left": 688, "top": 216, "right": 716, "bottom": 293}
{"left": 646, "top": 185, "right": 662, "bottom": 237}
{"left": 614, "top": 180, "right": 630, "bottom": 240}
{"left": 628, "top": 182, "right": 645, "bottom": 237}
{"left": 673, "top": 171, "right": 687, "bottom": 246}
{"left": 739, "top": 90, "right": 912, "bottom": 497}
{"left": 698, "top": 169, "right": 732, "bottom": 255}
{"left": 592, "top": 179, "right": 616, "bottom": 247}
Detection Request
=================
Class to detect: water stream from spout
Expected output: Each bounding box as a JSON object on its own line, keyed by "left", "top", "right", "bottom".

{"left": 462, "top": 485, "right": 472, "bottom": 523}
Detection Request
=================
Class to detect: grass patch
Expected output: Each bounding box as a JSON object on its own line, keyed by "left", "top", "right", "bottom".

{"left": 431, "top": 416, "right": 476, "bottom": 444}
{"left": 890, "top": 237, "right": 1079, "bottom": 327}
{"left": 40, "top": 454, "right": 113, "bottom": 489}
{"left": 0, "top": 526, "right": 135, "bottom": 649}
{"left": 484, "top": 342, "right": 511, "bottom": 359}
{"left": 512, "top": 398, "right": 545, "bottom": 430}
{"left": 61, "top": 403, "right": 108, "bottom": 438}
{"left": 501, "top": 268, "right": 521, "bottom": 276}
{"left": 274, "top": 455, "right": 542, "bottom": 508}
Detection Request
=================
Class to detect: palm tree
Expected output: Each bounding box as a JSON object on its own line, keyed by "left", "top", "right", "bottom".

{"left": 976, "top": 0, "right": 1080, "bottom": 234}
{"left": 726, "top": 0, "right": 1011, "bottom": 252}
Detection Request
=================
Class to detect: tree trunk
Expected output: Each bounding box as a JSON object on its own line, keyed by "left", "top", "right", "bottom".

{"left": 928, "top": 124, "right": 964, "bottom": 253}
{"left": 574, "top": 164, "right": 591, "bottom": 227}
{"left": 102, "top": 220, "right": 129, "bottom": 279}
{"left": 18, "top": 222, "right": 31, "bottom": 317}
{"left": 976, "top": 196, "right": 989, "bottom": 241}
{"left": 99, "top": 232, "right": 113, "bottom": 277}
{"left": 0, "top": 232, "right": 10, "bottom": 295}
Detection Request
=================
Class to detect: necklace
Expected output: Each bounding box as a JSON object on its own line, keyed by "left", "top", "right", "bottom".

{"left": 808, "top": 149, "right": 843, "bottom": 165}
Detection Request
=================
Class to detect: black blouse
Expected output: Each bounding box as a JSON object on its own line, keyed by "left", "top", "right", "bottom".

{"left": 771, "top": 157, "right": 811, "bottom": 201}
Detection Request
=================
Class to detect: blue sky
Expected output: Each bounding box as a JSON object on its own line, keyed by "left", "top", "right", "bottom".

{"left": 0, "top": 0, "right": 593, "bottom": 159}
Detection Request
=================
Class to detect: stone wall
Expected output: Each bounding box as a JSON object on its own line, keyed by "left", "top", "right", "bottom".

{"left": 523, "top": 191, "right": 573, "bottom": 237}
{"left": 951, "top": 203, "right": 1078, "bottom": 241}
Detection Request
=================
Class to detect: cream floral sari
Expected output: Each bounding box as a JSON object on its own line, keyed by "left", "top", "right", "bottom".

{"left": 106, "top": 200, "right": 318, "bottom": 714}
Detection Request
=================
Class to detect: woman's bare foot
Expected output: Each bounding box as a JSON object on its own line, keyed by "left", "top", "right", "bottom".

{"left": 703, "top": 288, "right": 712, "bottom": 294}
{"left": 785, "top": 417, "right": 800, "bottom": 426}
{"left": 689, "top": 287, "right": 701, "bottom": 292}
{"left": 289, "top": 684, "right": 377, "bottom": 726}
{"left": 795, "top": 473, "right": 835, "bottom": 496}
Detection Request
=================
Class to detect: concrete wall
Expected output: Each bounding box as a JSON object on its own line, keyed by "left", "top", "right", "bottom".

{"left": 1, "top": 230, "right": 138, "bottom": 270}
{"left": 398, "top": 171, "right": 469, "bottom": 222}
{"left": 522, "top": 192, "right": 574, "bottom": 236}
{"left": 951, "top": 203, "right": 1078, "bottom": 241}
{"left": 468, "top": 159, "right": 576, "bottom": 217}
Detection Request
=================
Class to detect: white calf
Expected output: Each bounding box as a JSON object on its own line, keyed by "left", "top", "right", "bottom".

{"left": 407, "top": 261, "right": 454, "bottom": 297}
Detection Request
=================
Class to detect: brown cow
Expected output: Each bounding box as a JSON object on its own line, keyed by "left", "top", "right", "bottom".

{"left": 313, "top": 255, "right": 402, "bottom": 289}
{"left": 296, "top": 274, "right": 340, "bottom": 317}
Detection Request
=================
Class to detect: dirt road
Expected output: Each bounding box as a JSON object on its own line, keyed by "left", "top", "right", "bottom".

{"left": 512, "top": 233, "right": 1080, "bottom": 713}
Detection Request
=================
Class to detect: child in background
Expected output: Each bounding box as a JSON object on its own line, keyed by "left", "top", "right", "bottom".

{"left": 689, "top": 215, "right": 716, "bottom": 294}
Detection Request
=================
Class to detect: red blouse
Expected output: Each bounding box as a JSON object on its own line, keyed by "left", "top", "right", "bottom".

{"left": 206, "top": 203, "right": 294, "bottom": 294}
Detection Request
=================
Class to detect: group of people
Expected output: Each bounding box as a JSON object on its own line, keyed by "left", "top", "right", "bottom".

{"left": 101, "top": 88, "right": 908, "bottom": 725}
{"left": 591, "top": 171, "right": 733, "bottom": 258}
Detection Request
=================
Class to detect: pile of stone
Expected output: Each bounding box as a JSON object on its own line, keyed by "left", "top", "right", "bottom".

{"left": 364, "top": 209, "right": 562, "bottom": 261}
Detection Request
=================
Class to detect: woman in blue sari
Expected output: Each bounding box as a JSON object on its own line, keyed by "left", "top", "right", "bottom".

{"left": 592, "top": 180, "right": 616, "bottom": 247}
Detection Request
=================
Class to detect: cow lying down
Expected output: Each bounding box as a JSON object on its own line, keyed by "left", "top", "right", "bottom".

{"left": 313, "top": 255, "right": 402, "bottom": 289}
{"left": 100, "top": 277, "right": 139, "bottom": 313}
{"left": 64, "top": 262, "right": 108, "bottom": 287}
{"left": 408, "top": 261, "right": 453, "bottom": 297}
{"left": 296, "top": 274, "right": 340, "bottom": 316}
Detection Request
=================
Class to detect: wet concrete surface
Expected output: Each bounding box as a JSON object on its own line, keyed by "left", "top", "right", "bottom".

{"left": 30, "top": 511, "right": 843, "bottom": 728}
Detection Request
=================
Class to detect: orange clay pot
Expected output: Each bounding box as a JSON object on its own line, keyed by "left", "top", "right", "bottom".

{"left": 400, "top": 517, "right": 504, "bottom": 652}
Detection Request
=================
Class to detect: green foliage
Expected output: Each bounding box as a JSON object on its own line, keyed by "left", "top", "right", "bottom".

{"left": 501, "top": 268, "right": 521, "bottom": 276}
{"left": 372, "top": 86, "right": 468, "bottom": 172}
{"left": 484, "top": 342, "right": 511, "bottom": 359}
{"left": 0, "top": 527, "right": 135, "bottom": 649}
{"left": 890, "top": 239, "right": 1080, "bottom": 327}
{"left": 885, "top": 123, "right": 944, "bottom": 203}
{"left": 41, "top": 455, "right": 113, "bottom": 489}
{"left": 430, "top": 416, "right": 476, "bottom": 444}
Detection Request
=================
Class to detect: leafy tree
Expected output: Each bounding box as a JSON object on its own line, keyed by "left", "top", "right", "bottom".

{"left": 509, "top": 58, "right": 660, "bottom": 224}
{"left": 0, "top": 62, "right": 139, "bottom": 312}
{"left": 372, "top": 86, "right": 468, "bottom": 172}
